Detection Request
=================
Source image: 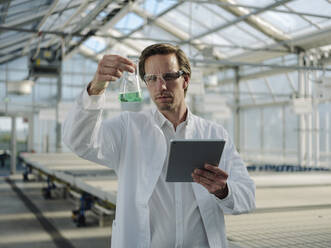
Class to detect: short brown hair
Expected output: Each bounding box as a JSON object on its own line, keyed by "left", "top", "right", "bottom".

{"left": 139, "top": 43, "right": 191, "bottom": 95}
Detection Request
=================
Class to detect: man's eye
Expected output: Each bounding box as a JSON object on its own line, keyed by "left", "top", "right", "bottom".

{"left": 163, "top": 73, "right": 177, "bottom": 81}
{"left": 146, "top": 75, "right": 157, "bottom": 82}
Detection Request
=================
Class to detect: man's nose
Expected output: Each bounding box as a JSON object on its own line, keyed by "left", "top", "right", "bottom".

{"left": 156, "top": 76, "right": 167, "bottom": 90}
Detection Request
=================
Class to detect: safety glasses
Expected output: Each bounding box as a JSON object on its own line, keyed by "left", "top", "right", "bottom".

{"left": 144, "top": 70, "right": 184, "bottom": 86}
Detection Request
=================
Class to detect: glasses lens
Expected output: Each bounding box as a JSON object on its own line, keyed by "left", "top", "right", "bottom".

{"left": 163, "top": 72, "right": 179, "bottom": 81}
{"left": 145, "top": 71, "right": 183, "bottom": 85}
{"left": 145, "top": 75, "right": 156, "bottom": 83}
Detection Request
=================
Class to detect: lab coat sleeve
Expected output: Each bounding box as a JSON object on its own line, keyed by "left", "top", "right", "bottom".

{"left": 62, "top": 87, "right": 127, "bottom": 172}
{"left": 215, "top": 131, "right": 256, "bottom": 215}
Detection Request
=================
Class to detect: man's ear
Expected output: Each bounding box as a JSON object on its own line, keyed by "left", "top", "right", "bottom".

{"left": 183, "top": 74, "right": 189, "bottom": 90}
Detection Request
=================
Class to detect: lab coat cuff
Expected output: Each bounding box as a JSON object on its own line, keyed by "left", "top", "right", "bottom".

{"left": 81, "top": 84, "right": 106, "bottom": 110}
{"left": 214, "top": 180, "right": 234, "bottom": 209}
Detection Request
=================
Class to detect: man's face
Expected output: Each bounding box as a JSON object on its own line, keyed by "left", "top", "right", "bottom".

{"left": 144, "top": 54, "right": 188, "bottom": 112}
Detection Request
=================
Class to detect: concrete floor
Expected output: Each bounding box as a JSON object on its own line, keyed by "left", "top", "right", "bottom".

{"left": 226, "top": 172, "right": 331, "bottom": 248}
{"left": 1, "top": 172, "right": 331, "bottom": 248}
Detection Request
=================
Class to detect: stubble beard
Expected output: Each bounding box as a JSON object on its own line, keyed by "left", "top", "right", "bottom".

{"left": 156, "top": 101, "right": 173, "bottom": 111}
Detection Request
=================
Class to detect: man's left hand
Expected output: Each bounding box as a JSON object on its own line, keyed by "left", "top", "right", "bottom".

{"left": 192, "top": 163, "right": 229, "bottom": 199}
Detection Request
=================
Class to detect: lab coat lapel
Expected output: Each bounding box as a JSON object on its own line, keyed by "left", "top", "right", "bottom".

{"left": 142, "top": 122, "right": 167, "bottom": 204}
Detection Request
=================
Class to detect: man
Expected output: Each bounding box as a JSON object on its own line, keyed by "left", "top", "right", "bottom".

{"left": 63, "top": 43, "right": 255, "bottom": 248}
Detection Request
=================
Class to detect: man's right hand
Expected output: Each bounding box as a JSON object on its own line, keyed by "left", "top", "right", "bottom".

{"left": 88, "top": 55, "right": 136, "bottom": 95}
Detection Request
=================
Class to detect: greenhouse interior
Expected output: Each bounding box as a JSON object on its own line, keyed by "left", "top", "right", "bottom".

{"left": 0, "top": 0, "right": 331, "bottom": 248}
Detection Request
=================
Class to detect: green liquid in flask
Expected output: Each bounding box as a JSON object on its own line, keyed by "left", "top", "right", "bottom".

{"left": 119, "top": 92, "right": 142, "bottom": 102}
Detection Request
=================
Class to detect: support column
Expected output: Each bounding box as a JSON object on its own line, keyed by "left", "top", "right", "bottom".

{"left": 298, "top": 53, "right": 306, "bottom": 167}
{"left": 234, "top": 67, "right": 240, "bottom": 152}
{"left": 305, "top": 56, "right": 312, "bottom": 167}
{"left": 27, "top": 114, "right": 34, "bottom": 152}
{"left": 282, "top": 105, "right": 286, "bottom": 162}
{"left": 10, "top": 116, "right": 17, "bottom": 175}
{"left": 56, "top": 71, "right": 62, "bottom": 152}
{"left": 313, "top": 109, "right": 320, "bottom": 167}
{"left": 260, "top": 108, "right": 264, "bottom": 158}
{"left": 326, "top": 113, "right": 330, "bottom": 168}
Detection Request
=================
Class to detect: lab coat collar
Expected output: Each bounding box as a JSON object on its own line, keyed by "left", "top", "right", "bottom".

{"left": 153, "top": 106, "right": 193, "bottom": 129}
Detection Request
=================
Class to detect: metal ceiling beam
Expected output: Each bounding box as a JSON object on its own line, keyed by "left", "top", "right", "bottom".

{"left": 120, "top": 1, "right": 184, "bottom": 40}
{"left": 218, "top": 67, "right": 294, "bottom": 85}
{"left": 44, "top": 0, "right": 91, "bottom": 48}
{"left": 1, "top": 0, "right": 95, "bottom": 29}
{"left": 0, "top": 34, "right": 31, "bottom": 49}
{"left": 229, "top": 25, "right": 331, "bottom": 64}
{"left": 0, "top": 36, "right": 53, "bottom": 64}
{"left": 283, "top": 3, "right": 321, "bottom": 30}
{"left": 1, "top": 37, "right": 37, "bottom": 54}
{"left": 131, "top": 5, "right": 226, "bottom": 59}
{"left": 190, "top": 57, "right": 331, "bottom": 71}
{"left": 132, "top": 5, "right": 189, "bottom": 41}
{"left": 96, "top": 1, "right": 184, "bottom": 55}
{"left": 183, "top": 0, "right": 331, "bottom": 20}
{"left": 215, "top": 0, "right": 291, "bottom": 43}
{"left": 0, "top": 25, "right": 291, "bottom": 54}
{"left": 202, "top": 4, "right": 268, "bottom": 46}
{"left": 0, "top": 0, "right": 10, "bottom": 24}
{"left": 73, "top": 1, "right": 134, "bottom": 59}
{"left": 64, "top": 0, "right": 129, "bottom": 58}
{"left": 1, "top": 10, "right": 46, "bottom": 29}
{"left": 22, "top": 0, "right": 60, "bottom": 55}
{"left": 182, "top": 0, "right": 292, "bottom": 45}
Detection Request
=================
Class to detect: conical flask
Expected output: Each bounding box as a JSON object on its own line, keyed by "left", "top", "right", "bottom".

{"left": 119, "top": 65, "right": 142, "bottom": 102}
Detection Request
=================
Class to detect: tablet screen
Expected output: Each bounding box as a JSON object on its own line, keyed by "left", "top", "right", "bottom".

{"left": 165, "top": 139, "right": 225, "bottom": 182}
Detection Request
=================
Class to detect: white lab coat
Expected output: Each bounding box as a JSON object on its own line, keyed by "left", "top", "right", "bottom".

{"left": 63, "top": 89, "right": 256, "bottom": 248}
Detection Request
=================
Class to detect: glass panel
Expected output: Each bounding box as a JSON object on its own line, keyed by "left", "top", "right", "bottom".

{"left": 35, "top": 80, "right": 56, "bottom": 102}
{"left": 7, "top": 56, "right": 27, "bottom": 70}
{"left": 163, "top": 9, "right": 204, "bottom": 38}
{"left": 171, "top": 2, "right": 236, "bottom": 38}
{"left": 286, "top": 71, "right": 298, "bottom": 92}
{"left": 6, "top": 0, "right": 50, "bottom": 23}
{"left": 284, "top": 106, "right": 298, "bottom": 152}
{"left": 114, "top": 12, "right": 145, "bottom": 35}
{"left": 105, "top": 42, "right": 141, "bottom": 58}
{"left": 83, "top": 37, "right": 107, "bottom": 53}
{"left": 219, "top": 83, "right": 235, "bottom": 102}
{"left": 245, "top": 78, "right": 271, "bottom": 103}
{"left": 286, "top": 0, "right": 331, "bottom": 17}
{"left": 259, "top": 9, "right": 314, "bottom": 35}
{"left": 235, "top": 22, "right": 274, "bottom": 46}
{"left": 42, "top": 8, "right": 76, "bottom": 31}
{"left": 217, "top": 25, "right": 260, "bottom": 47}
{"left": 200, "top": 33, "right": 233, "bottom": 48}
{"left": 244, "top": 108, "right": 261, "bottom": 151}
{"left": 264, "top": 107, "right": 282, "bottom": 151}
{"left": 140, "top": 0, "right": 179, "bottom": 16}
{"left": 239, "top": 81, "right": 254, "bottom": 104}
{"left": 132, "top": 24, "right": 181, "bottom": 42}
{"left": 267, "top": 74, "right": 294, "bottom": 101}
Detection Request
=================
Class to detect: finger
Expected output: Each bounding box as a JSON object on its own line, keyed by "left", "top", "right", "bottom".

{"left": 102, "top": 55, "right": 136, "bottom": 73}
{"left": 98, "top": 75, "right": 118, "bottom": 82}
{"left": 196, "top": 174, "right": 214, "bottom": 186}
{"left": 204, "top": 164, "right": 228, "bottom": 178}
{"left": 103, "top": 54, "right": 135, "bottom": 66}
{"left": 102, "top": 63, "right": 135, "bottom": 73}
{"left": 99, "top": 66, "right": 122, "bottom": 78}
{"left": 193, "top": 168, "right": 216, "bottom": 181}
{"left": 192, "top": 172, "right": 209, "bottom": 184}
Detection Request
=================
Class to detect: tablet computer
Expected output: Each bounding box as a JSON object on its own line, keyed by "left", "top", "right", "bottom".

{"left": 165, "top": 139, "right": 225, "bottom": 182}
